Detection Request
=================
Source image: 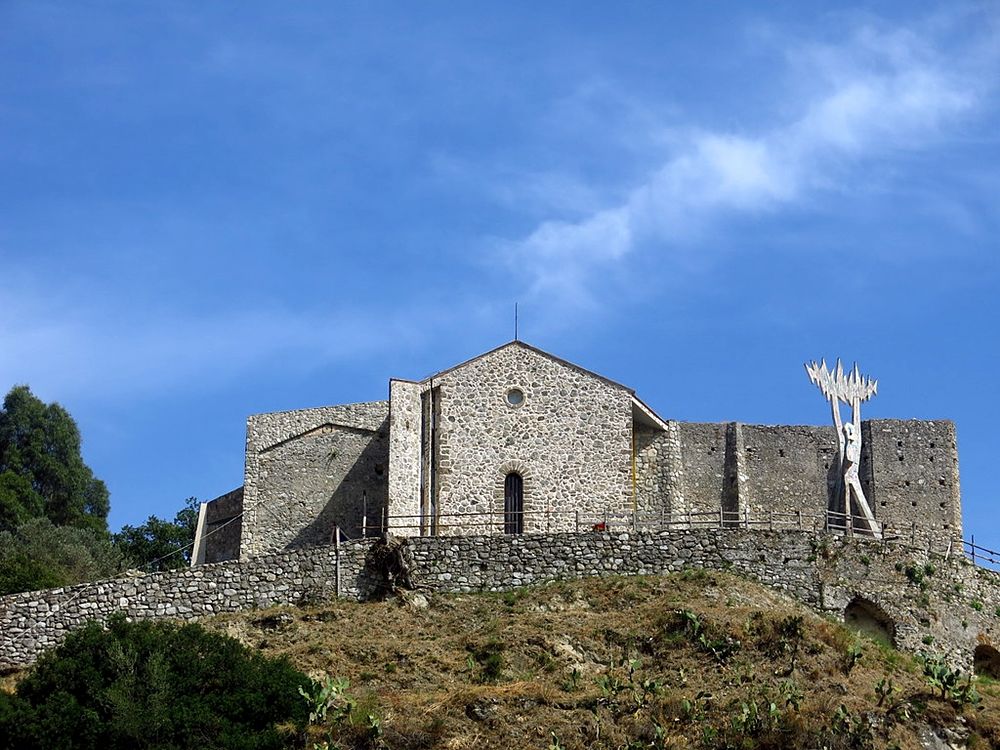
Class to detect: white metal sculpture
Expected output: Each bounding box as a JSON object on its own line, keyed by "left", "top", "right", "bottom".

{"left": 805, "top": 359, "right": 881, "bottom": 538}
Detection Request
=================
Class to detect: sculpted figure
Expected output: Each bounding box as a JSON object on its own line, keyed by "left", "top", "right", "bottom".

{"left": 805, "top": 359, "right": 880, "bottom": 537}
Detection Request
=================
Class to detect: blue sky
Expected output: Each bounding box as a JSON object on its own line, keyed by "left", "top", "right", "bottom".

{"left": 2, "top": 3, "right": 998, "bottom": 548}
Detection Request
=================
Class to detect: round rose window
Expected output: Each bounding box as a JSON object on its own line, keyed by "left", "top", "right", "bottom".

{"left": 506, "top": 388, "right": 524, "bottom": 406}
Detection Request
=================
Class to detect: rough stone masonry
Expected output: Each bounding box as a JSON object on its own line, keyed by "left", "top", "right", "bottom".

{"left": 195, "top": 341, "right": 963, "bottom": 563}
{"left": 2, "top": 528, "right": 998, "bottom": 672}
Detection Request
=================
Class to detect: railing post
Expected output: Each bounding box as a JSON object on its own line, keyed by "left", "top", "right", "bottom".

{"left": 797, "top": 510, "right": 802, "bottom": 530}
{"left": 744, "top": 507, "right": 750, "bottom": 529}
{"left": 334, "top": 525, "right": 341, "bottom": 598}
{"left": 575, "top": 510, "right": 580, "bottom": 533}
{"left": 718, "top": 507, "right": 723, "bottom": 529}
{"left": 971, "top": 535, "right": 976, "bottom": 567}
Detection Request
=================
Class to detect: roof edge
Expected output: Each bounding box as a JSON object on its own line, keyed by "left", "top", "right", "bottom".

{"left": 420, "top": 340, "right": 635, "bottom": 393}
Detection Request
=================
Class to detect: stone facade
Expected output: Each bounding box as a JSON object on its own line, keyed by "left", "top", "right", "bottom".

{"left": 3, "top": 528, "right": 997, "bottom": 672}
{"left": 193, "top": 341, "right": 963, "bottom": 564}
{"left": 233, "top": 401, "right": 389, "bottom": 558}
{"left": 407, "top": 343, "right": 638, "bottom": 534}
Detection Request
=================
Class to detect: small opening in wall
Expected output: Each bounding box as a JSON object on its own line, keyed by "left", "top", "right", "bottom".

{"left": 905, "top": 481, "right": 911, "bottom": 487}
{"left": 939, "top": 479, "right": 946, "bottom": 486}
{"left": 881, "top": 501, "right": 887, "bottom": 507}
{"left": 506, "top": 388, "right": 525, "bottom": 406}
{"left": 897, "top": 440, "right": 904, "bottom": 447}
{"left": 374, "top": 464, "right": 384, "bottom": 476}
{"left": 940, "top": 502, "right": 946, "bottom": 509}
{"left": 929, "top": 442, "right": 936, "bottom": 449}
{"left": 929, "top": 456, "right": 935, "bottom": 462}
{"left": 911, "top": 501, "right": 918, "bottom": 507}
{"left": 779, "top": 449, "right": 786, "bottom": 458}
{"left": 845, "top": 598, "right": 895, "bottom": 647}
{"left": 974, "top": 645, "right": 1000, "bottom": 680}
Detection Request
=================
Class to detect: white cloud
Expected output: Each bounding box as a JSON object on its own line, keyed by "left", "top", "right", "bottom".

{"left": 505, "top": 15, "right": 994, "bottom": 307}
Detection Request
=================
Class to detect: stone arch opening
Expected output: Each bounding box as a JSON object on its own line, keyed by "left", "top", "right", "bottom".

{"left": 844, "top": 597, "right": 895, "bottom": 646}
{"left": 504, "top": 472, "right": 524, "bottom": 535}
{"left": 974, "top": 645, "right": 1000, "bottom": 679}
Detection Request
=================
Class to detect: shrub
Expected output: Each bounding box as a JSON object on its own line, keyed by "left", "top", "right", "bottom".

{"left": 922, "top": 653, "right": 980, "bottom": 706}
{"left": 2, "top": 614, "right": 311, "bottom": 749}
{"left": 467, "top": 640, "right": 505, "bottom": 683}
{"left": 0, "top": 517, "right": 121, "bottom": 595}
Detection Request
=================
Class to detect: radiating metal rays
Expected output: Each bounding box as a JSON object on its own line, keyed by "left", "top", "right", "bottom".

{"left": 805, "top": 358, "right": 878, "bottom": 406}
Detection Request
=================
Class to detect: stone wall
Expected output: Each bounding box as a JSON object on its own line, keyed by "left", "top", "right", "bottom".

{"left": 388, "top": 380, "right": 422, "bottom": 536}
{"left": 676, "top": 422, "right": 727, "bottom": 516}
{"left": 633, "top": 421, "right": 685, "bottom": 521}
{"left": 667, "top": 419, "right": 961, "bottom": 548}
{"left": 202, "top": 487, "right": 243, "bottom": 564}
{"left": 740, "top": 424, "right": 837, "bottom": 527}
{"left": 864, "top": 419, "right": 963, "bottom": 547}
{"left": 241, "top": 401, "right": 389, "bottom": 556}
{"left": 425, "top": 343, "right": 635, "bottom": 533}
{"left": 4, "top": 528, "right": 997, "bottom": 672}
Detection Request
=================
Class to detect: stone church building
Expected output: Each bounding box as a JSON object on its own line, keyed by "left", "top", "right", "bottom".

{"left": 192, "top": 341, "right": 962, "bottom": 564}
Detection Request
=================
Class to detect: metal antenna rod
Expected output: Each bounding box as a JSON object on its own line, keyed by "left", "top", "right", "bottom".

{"left": 514, "top": 302, "right": 519, "bottom": 341}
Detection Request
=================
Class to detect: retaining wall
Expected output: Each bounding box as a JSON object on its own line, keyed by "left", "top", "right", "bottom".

{"left": 2, "top": 529, "right": 997, "bottom": 671}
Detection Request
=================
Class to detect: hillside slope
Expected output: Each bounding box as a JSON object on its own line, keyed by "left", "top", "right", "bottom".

{"left": 196, "top": 570, "right": 998, "bottom": 750}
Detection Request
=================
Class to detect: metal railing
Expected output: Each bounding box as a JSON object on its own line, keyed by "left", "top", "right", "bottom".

{"left": 362, "top": 507, "right": 821, "bottom": 537}
{"left": 965, "top": 537, "right": 1000, "bottom": 570}
{"left": 362, "top": 507, "right": 894, "bottom": 538}
{"left": 357, "top": 506, "right": 998, "bottom": 572}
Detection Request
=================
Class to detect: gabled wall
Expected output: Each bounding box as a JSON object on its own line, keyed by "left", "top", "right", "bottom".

{"left": 240, "top": 401, "right": 389, "bottom": 556}
{"left": 416, "top": 342, "right": 635, "bottom": 533}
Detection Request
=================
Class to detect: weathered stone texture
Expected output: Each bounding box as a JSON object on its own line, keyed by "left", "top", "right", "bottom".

{"left": 388, "top": 381, "right": 423, "bottom": 536}
{"left": 676, "top": 422, "right": 727, "bottom": 516}
{"left": 633, "top": 421, "right": 685, "bottom": 522}
{"left": 241, "top": 401, "right": 389, "bottom": 556}
{"left": 4, "top": 529, "right": 996, "bottom": 672}
{"left": 739, "top": 424, "right": 837, "bottom": 528}
{"left": 424, "top": 343, "right": 634, "bottom": 533}
{"left": 202, "top": 487, "right": 243, "bottom": 563}
{"left": 863, "top": 419, "right": 963, "bottom": 547}
{"left": 667, "top": 419, "right": 960, "bottom": 545}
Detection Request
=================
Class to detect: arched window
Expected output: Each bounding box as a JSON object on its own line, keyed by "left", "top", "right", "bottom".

{"left": 504, "top": 472, "right": 524, "bottom": 535}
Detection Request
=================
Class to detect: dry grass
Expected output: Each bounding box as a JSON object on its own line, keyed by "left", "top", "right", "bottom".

{"left": 3, "top": 570, "right": 995, "bottom": 747}
{"left": 193, "top": 570, "right": 1000, "bottom": 749}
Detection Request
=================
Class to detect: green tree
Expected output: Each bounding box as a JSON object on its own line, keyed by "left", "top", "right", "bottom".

{"left": 2, "top": 615, "right": 311, "bottom": 750}
{"left": 0, "top": 517, "right": 122, "bottom": 596}
{"left": 0, "top": 385, "right": 109, "bottom": 534}
{"left": 113, "top": 497, "right": 201, "bottom": 571}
